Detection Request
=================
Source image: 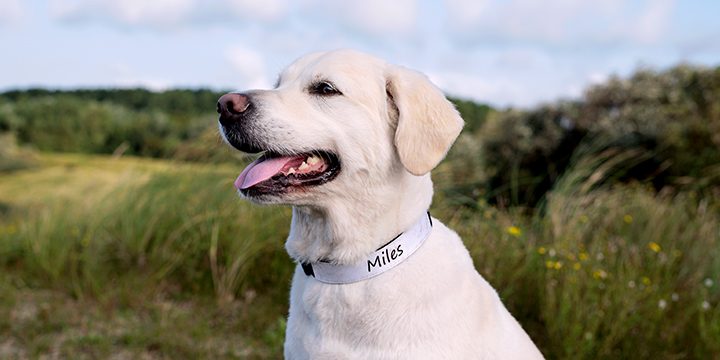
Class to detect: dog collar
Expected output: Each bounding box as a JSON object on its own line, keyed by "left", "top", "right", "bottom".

{"left": 300, "top": 212, "right": 433, "bottom": 284}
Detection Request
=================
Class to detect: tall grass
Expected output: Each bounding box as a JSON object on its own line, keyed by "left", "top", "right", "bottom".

{"left": 439, "top": 151, "right": 720, "bottom": 359}
{"left": 0, "top": 165, "right": 292, "bottom": 305}
{"left": 544, "top": 186, "right": 719, "bottom": 358}
{"left": 1, "top": 153, "right": 719, "bottom": 358}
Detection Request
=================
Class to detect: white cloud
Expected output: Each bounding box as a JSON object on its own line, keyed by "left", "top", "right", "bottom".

{"left": 443, "top": 0, "right": 677, "bottom": 47}
{"left": 113, "top": 78, "right": 172, "bottom": 91}
{"left": 49, "top": 0, "right": 289, "bottom": 30}
{"left": 445, "top": 0, "right": 620, "bottom": 42}
{"left": 428, "top": 70, "right": 533, "bottom": 107}
{"left": 0, "top": 0, "right": 26, "bottom": 27}
{"left": 444, "top": 0, "right": 491, "bottom": 31}
{"left": 342, "top": 0, "right": 419, "bottom": 36}
{"left": 424, "top": 45, "right": 634, "bottom": 107}
{"left": 226, "top": 0, "right": 288, "bottom": 22}
{"left": 614, "top": 0, "right": 675, "bottom": 45}
{"left": 496, "top": 48, "right": 539, "bottom": 71}
{"left": 587, "top": 72, "right": 609, "bottom": 85}
{"left": 299, "top": 0, "right": 419, "bottom": 38}
{"left": 225, "top": 45, "right": 272, "bottom": 90}
{"left": 50, "top": 0, "right": 194, "bottom": 29}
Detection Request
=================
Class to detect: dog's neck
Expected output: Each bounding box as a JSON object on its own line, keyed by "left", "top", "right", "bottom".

{"left": 285, "top": 171, "right": 434, "bottom": 265}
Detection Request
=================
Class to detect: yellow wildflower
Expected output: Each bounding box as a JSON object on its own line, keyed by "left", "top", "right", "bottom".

{"left": 624, "top": 215, "right": 633, "bottom": 223}
{"left": 538, "top": 247, "right": 547, "bottom": 254}
{"left": 546, "top": 261, "right": 555, "bottom": 268}
{"left": 506, "top": 226, "right": 521, "bottom": 236}
{"left": 554, "top": 262, "right": 563, "bottom": 269}
{"left": 579, "top": 253, "right": 589, "bottom": 261}
{"left": 642, "top": 277, "right": 651, "bottom": 285}
{"left": 672, "top": 249, "right": 682, "bottom": 257}
{"left": 573, "top": 263, "right": 581, "bottom": 270}
{"left": 580, "top": 215, "right": 589, "bottom": 223}
{"left": 648, "top": 242, "right": 661, "bottom": 253}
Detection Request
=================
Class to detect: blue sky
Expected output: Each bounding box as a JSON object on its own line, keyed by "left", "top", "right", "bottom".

{"left": 1, "top": 0, "right": 719, "bottom": 107}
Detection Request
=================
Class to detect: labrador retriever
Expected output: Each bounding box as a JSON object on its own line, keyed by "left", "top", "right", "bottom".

{"left": 217, "top": 49, "right": 544, "bottom": 359}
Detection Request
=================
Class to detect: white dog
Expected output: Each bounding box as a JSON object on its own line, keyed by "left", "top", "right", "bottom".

{"left": 218, "top": 49, "right": 544, "bottom": 359}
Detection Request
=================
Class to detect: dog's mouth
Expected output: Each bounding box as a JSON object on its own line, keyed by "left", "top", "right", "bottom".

{"left": 235, "top": 151, "right": 340, "bottom": 196}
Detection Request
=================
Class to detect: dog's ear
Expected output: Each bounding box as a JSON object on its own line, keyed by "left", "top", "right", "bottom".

{"left": 386, "top": 65, "right": 464, "bottom": 176}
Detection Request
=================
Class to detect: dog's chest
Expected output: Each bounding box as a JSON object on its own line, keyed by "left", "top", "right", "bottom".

{"left": 285, "top": 226, "right": 545, "bottom": 359}
{"left": 288, "top": 270, "right": 495, "bottom": 359}
{"left": 301, "top": 279, "right": 393, "bottom": 332}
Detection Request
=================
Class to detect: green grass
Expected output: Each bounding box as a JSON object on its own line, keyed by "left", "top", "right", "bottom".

{"left": 1, "top": 153, "right": 719, "bottom": 359}
{"left": 0, "top": 154, "right": 294, "bottom": 358}
{"left": 443, "top": 182, "right": 720, "bottom": 358}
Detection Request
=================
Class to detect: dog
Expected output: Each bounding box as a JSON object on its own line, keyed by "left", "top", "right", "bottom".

{"left": 217, "top": 49, "right": 544, "bottom": 359}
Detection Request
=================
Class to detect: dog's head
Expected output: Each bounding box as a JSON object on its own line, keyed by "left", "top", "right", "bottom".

{"left": 218, "top": 49, "right": 464, "bottom": 206}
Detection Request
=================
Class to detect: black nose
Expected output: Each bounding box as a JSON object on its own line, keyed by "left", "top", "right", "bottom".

{"left": 217, "top": 93, "right": 251, "bottom": 125}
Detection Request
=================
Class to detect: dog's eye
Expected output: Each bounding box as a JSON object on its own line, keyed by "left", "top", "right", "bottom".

{"left": 321, "top": 84, "right": 335, "bottom": 94}
{"left": 313, "top": 82, "right": 340, "bottom": 95}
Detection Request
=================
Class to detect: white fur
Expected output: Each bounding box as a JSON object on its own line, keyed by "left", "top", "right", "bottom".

{"left": 227, "top": 49, "right": 544, "bottom": 359}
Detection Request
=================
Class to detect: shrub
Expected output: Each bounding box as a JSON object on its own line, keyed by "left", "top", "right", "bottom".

{"left": 12, "top": 96, "right": 112, "bottom": 153}
{"left": 1, "top": 89, "right": 229, "bottom": 160}
{"left": 466, "top": 64, "right": 720, "bottom": 208}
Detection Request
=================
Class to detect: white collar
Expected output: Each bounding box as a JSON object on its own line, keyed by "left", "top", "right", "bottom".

{"left": 300, "top": 212, "right": 433, "bottom": 284}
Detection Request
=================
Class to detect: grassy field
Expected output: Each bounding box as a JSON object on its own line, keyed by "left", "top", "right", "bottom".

{"left": 1, "top": 153, "right": 719, "bottom": 359}
{"left": 0, "top": 154, "right": 294, "bottom": 359}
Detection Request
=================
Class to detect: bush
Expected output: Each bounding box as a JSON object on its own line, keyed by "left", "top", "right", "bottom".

{"left": 12, "top": 96, "right": 111, "bottom": 153}
{"left": 461, "top": 64, "right": 720, "bottom": 208}
{"left": 449, "top": 97, "right": 494, "bottom": 134}
{"left": 584, "top": 65, "right": 720, "bottom": 180}
{"left": 0, "top": 89, "right": 229, "bottom": 160}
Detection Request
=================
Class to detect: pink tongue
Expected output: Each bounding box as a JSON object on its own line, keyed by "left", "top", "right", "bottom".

{"left": 235, "top": 156, "right": 297, "bottom": 190}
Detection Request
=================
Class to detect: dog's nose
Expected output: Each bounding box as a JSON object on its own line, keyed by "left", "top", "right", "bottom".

{"left": 217, "top": 93, "right": 251, "bottom": 125}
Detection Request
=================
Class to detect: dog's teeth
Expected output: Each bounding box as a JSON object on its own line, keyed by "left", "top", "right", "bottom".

{"left": 298, "top": 161, "right": 309, "bottom": 170}
{"left": 287, "top": 167, "right": 296, "bottom": 175}
{"left": 307, "top": 155, "right": 321, "bottom": 165}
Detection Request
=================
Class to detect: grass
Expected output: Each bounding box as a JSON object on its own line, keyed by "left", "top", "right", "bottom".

{"left": 1, "top": 152, "right": 719, "bottom": 359}
{"left": 449, "top": 182, "right": 720, "bottom": 358}
{"left": 0, "top": 153, "right": 294, "bottom": 358}
{"left": 0, "top": 274, "right": 287, "bottom": 359}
